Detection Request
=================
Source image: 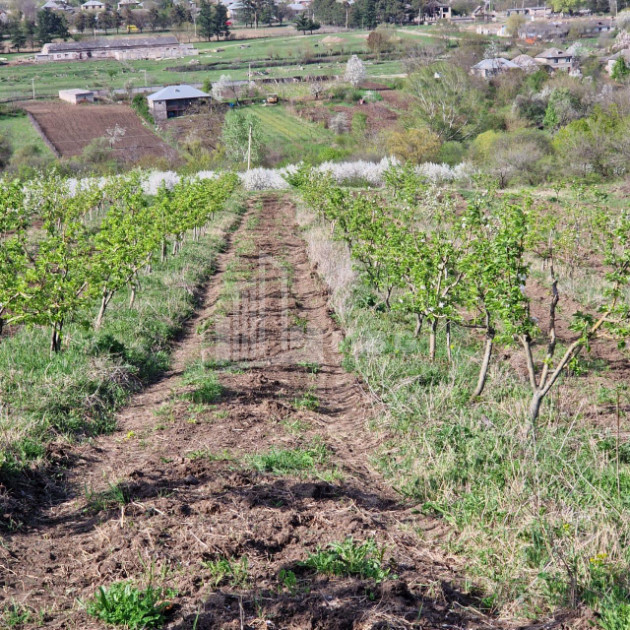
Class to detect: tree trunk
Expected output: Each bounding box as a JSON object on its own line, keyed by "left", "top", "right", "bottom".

{"left": 472, "top": 329, "right": 494, "bottom": 399}
{"left": 529, "top": 389, "right": 544, "bottom": 426}
{"left": 414, "top": 313, "right": 423, "bottom": 338}
{"left": 51, "top": 321, "right": 63, "bottom": 353}
{"left": 385, "top": 286, "right": 392, "bottom": 310}
{"left": 429, "top": 319, "right": 437, "bottom": 361}
{"left": 129, "top": 285, "right": 137, "bottom": 309}
{"left": 161, "top": 238, "right": 167, "bottom": 263}
{"left": 95, "top": 289, "right": 113, "bottom": 330}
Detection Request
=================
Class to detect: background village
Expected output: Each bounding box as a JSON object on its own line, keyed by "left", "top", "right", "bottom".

{"left": 0, "top": 0, "right": 629, "bottom": 183}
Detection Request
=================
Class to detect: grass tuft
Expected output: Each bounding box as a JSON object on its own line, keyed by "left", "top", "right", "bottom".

{"left": 300, "top": 537, "right": 394, "bottom": 584}
{"left": 85, "top": 581, "right": 173, "bottom": 629}
{"left": 181, "top": 361, "right": 223, "bottom": 405}
{"left": 202, "top": 556, "right": 249, "bottom": 588}
{"left": 248, "top": 440, "right": 329, "bottom": 475}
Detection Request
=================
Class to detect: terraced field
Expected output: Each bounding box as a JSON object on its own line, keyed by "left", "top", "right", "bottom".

{"left": 249, "top": 104, "right": 332, "bottom": 144}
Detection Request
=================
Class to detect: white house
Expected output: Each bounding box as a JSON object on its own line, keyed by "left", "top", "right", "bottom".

{"left": 534, "top": 47, "right": 573, "bottom": 70}
{"left": 81, "top": 0, "right": 106, "bottom": 11}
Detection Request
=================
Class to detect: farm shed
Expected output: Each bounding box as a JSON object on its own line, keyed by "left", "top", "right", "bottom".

{"left": 58, "top": 88, "right": 95, "bottom": 104}
{"left": 470, "top": 57, "right": 519, "bottom": 78}
{"left": 36, "top": 35, "right": 197, "bottom": 62}
{"left": 147, "top": 85, "right": 209, "bottom": 122}
{"left": 511, "top": 54, "right": 539, "bottom": 72}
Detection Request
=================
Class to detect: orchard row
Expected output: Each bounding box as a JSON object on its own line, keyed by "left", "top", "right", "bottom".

{"left": 290, "top": 167, "right": 630, "bottom": 424}
{"left": 0, "top": 172, "right": 238, "bottom": 352}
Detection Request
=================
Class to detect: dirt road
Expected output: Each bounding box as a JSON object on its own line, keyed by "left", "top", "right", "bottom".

{"left": 1, "top": 195, "right": 508, "bottom": 629}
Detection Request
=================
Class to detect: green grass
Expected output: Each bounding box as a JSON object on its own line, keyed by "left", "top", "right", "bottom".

{"left": 250, "top": 105, "right": 330, "bottom": 144}
{"left": 228, "top": 104, "right": 351, "bottom": 165}
{"left": 0, "top": 111, "right": 52, "bottom": 155}
{"left": 293, "top": 386, "right": 319, "bottom": 411}
{"left": 0, "top": 30, "right": 406, "bottom": 102}
{"left": 0, "top": 602, "right": 37, "bottom": 628}
{"left": 0, "top": 198, "right": 244, "bottom": 477}
{"left": 336, "top": 278, "right": 630, "bottom": 620}
{"left": 84, "top": 481, "right": 132, "bottom": 513}
{"left": 297, "top": 361, "right": 321, "bottom": 374}
{"left": 85, "top": 582, "right": 173, "bottom": 629}
{"left": 180, "top": 361, "right": 223, "bottom": 404}
{"left": 202, "top": 555, "right": 249, "bottom": 588}
{"left": 248, "top": 440, "right": 329, "bottom": 475}
{"left": 297, "top": 190, "right": 630, "bottom": 623}
{"left": 300, "top": 537, "right": 394, "bottom": 584}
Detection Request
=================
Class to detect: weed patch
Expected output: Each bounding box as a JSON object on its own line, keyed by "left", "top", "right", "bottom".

{"left": 248, "top": 441, "right": 329, "bottom": 475}
{"left": 0, "top": 602, "right": 36, "bottom": 628}
{"left": 202, "top": 556, "right": 249, "bottom": 588}
{"left": 181, "top": 361, "right": 223, "bottom": 404}
{"left": 84, "top": 482, "right": 132, "bottom": 513}
{"left": 85, "top": 581, "right": 173, "bottom": 629}
{"left": 293, "top": 387, "right": 319, "bottom": 411}
{"left": 301, "top": 537, "right": 394, "bottom": 584}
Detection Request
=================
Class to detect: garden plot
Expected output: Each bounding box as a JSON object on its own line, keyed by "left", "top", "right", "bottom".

{"left": 22, "top": 102, "right": 175, "bottom": 161}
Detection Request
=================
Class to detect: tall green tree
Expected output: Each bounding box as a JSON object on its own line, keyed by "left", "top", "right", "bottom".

{"left": 198, "top": 0, "right": 214, "bottom": 40}
{"left": 213, "top": 3, "right": 230, "bottom": 39}
{"left": 9, "top": 21, "right": 26, "bottom": 51}
{"left": 36, "top": 8, "right": 69, "bottom": 44}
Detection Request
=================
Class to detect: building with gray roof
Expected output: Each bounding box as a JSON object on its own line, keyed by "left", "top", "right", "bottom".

{"left": 147, "top": 85, "right": 209, "bottom": 121}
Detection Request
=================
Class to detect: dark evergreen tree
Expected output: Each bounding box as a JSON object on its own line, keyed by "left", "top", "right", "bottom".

{"left": 36, "top": 9, "right": 69, "bottom": 44}
{"left": 295, "top": 12, "right": 311, "bottom": 32}
{"left": 9, "top": 21, "right": 26, "bottom": 52}
{"left": 198, "top": 0, "right": 214, "bottom": 39}
{"left": 213, "top": 3, "right": 230, "bottom": 39}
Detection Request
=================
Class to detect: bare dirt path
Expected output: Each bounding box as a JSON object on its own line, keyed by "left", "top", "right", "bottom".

{"left": 1, "top": 194, "right": 513, "bottom": 629}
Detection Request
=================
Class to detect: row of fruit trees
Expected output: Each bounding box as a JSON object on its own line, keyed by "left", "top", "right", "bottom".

{"left": 0, "top": 172, "right": 238, "bottom": 353}
{"left": 289, "top": 166, "right": 630, "bottom": 426}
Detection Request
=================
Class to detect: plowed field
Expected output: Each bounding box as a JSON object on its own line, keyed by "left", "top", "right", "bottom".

{"left": 22, "top": 102, "right": 175, "bottom": 162}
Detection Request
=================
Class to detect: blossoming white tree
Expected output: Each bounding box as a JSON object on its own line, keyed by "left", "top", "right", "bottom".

{"left": 344, "top": 55, "right": 366, "bottom": 88}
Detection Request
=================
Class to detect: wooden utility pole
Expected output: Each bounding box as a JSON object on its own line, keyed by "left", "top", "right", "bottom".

{"left": 247, "top": 122, "right": 252, "bottom": 171}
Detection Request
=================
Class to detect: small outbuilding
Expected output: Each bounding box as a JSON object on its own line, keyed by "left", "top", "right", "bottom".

{"left": 59, "top": 88, "right": 95, "bottom": 104}
{"left": 147, "top": 84, "right": 209, "bottom": 122}
{"left": 471, "top": 57, "right": 519, "bottom": 78}
{"left": 511, "top": 54, "right": 539, "bottom": 72}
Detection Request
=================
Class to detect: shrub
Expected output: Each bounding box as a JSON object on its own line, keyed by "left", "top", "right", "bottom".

{"left": 131, "top": 93, "right": 153, "bottom": 124}
{"left": 386, "top": 127, "right": 441, "bottom": 164}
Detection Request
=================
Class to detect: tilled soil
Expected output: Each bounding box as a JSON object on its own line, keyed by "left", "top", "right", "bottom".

{"left": 2, "top": 195, "right": 527, "bottom": 629}
{"left": 22, "top": 102, "right": 176, "bottom": 162}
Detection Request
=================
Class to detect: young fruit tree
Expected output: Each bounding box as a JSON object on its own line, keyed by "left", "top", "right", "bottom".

{"left": 520, "top": 204, "right": 630, "bottom": 425}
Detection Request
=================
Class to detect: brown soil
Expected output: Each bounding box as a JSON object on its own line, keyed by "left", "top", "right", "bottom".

{"left": 21, "top": 102, "right": 176, "bottom": 162}
{"left": 1, "top": 195, "right": 559, "bottom": 629}
{"left": 298, "top": 101, "right": 399, "bottom": 133}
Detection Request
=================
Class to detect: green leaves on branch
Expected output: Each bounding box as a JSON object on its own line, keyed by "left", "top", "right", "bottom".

{"left": 0, "top": 172, "right": 239, "bottom": 352}
{"left": 292, "top": 169, "right": 630, "bottom": 421}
